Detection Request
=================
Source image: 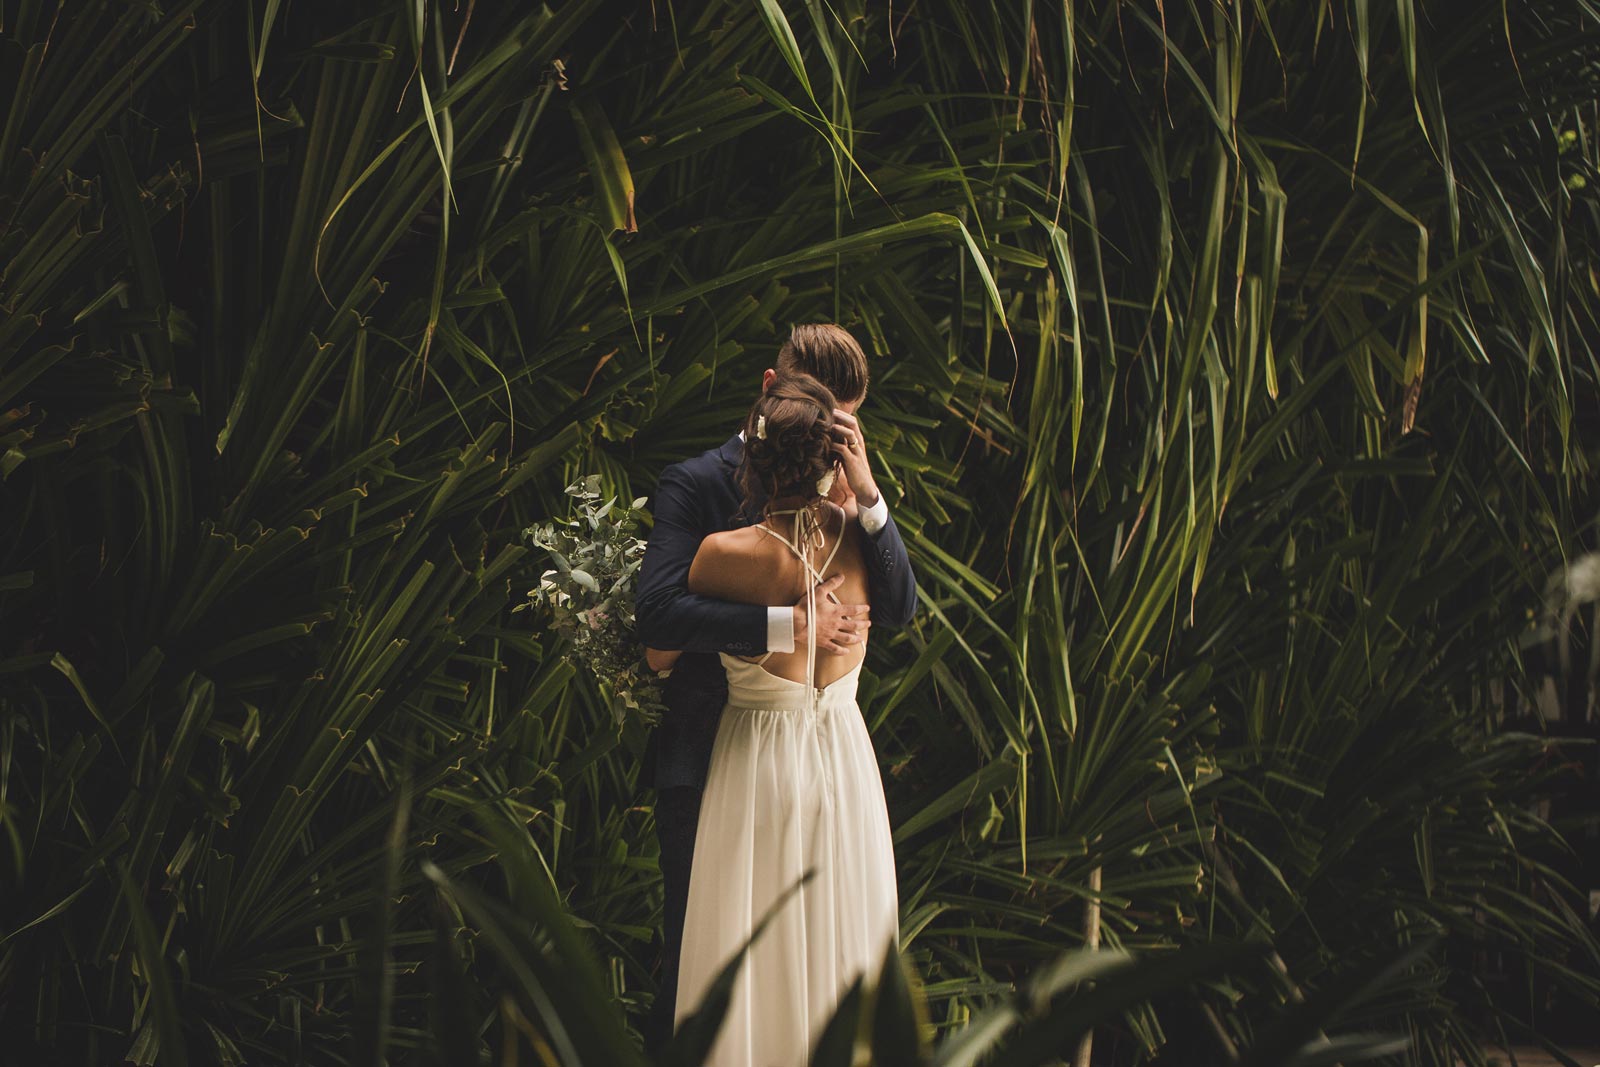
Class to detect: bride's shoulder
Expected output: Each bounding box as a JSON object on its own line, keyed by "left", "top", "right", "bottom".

{"left": 689, "top": 526, "right": 773, "bottom": 598}
{"left": 696, "top": 525, "right": 768, "bottom": 562}
{"left": 820, "top": 500, "right": 859, "bottom": 542}
{"left": 704, "top": 524, "right": 767, "bottom": 548}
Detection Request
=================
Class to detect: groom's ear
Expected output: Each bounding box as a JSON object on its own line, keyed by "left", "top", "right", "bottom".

{"left": 760, "top": 367, "right": 777, "bottom": 392}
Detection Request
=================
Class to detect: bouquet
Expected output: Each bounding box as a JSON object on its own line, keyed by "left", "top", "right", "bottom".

{"left": 520, "top": 475, "right": 666, "bottom": 726}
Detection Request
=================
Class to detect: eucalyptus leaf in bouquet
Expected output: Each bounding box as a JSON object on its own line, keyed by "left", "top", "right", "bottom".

{"left": 520, "top": 475, "right": 666, "bottom": 726}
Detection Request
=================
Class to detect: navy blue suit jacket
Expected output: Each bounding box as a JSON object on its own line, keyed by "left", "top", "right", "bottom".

{"left": 635, "top": 433, "right": 918, "bottom": 791}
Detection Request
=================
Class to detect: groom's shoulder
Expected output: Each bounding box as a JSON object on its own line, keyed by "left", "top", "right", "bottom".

{"left": 686, "top": 440, "right": 730, "bottom": 470}
{"left": 662, "top": 441, "right": 733, "bottom": 484}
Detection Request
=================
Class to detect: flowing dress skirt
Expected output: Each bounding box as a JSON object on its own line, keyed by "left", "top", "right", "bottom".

{"left": 673, "top": 654, "right": 899, "bottom": 1067}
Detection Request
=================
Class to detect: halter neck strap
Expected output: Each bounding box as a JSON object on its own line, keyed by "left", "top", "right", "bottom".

{"left": 762, "top": 505, "right": 845, "bottom": 592}
{"left": 753, "top": 504, "right": 845, "bottom": 705}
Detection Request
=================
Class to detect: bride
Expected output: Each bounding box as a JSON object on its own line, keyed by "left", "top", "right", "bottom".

{"left": 647, "top": 372, "right": 900, "bottom": 1066}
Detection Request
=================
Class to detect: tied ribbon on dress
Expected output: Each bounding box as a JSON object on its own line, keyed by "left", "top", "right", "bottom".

{"left": 755, "top": 503, "right": 846, "bottom": 793}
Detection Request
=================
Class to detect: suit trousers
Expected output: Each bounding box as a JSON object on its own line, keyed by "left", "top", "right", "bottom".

{"left": 645, "top": 784, "right": 704, "bottom": 1053}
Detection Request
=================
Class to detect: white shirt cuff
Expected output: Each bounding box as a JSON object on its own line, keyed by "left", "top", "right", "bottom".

{"left": 766, "top": 605, "right": 795, "bottom": 654}
{"left": 857, "top": 492, "right": 889, "bottom": 536}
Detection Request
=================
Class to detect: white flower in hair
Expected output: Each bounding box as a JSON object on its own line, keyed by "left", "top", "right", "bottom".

{"left": 816, "top": 467, "right": 836, "bottom": 497}
{"left": 755, "top": 414, "right": 768, "bottom": 440}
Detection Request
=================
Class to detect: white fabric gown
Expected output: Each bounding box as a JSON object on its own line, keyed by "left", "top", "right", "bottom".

{"left": 672, "top": 510, "right": 899, "bottom": 1067}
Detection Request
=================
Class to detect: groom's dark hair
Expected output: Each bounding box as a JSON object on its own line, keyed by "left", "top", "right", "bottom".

{"left": 775, "top": 324, "right": 869, "bottom": 404}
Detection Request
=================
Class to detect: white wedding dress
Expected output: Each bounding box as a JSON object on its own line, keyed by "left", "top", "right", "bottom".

{"left": 673, "top": 507, "right": 899, "bottom": 1067}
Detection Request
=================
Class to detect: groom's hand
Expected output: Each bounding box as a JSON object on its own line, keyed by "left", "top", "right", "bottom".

{"left": 794, "top": 574, "right": 870, "bottom": 655}
{"left": 830, "top": 410, "right": 880, "bottom": 509}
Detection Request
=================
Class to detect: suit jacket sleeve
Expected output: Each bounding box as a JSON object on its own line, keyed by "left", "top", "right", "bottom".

{"left": 860, "top": 508, "right": 919, "bottom": 627}
{"left": 636, "top": 462, "right": 768, "bottom": 655}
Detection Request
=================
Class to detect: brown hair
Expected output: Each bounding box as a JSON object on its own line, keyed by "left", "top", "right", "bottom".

{"left": 774, "top": 324, "right": 869, "bottom": 405}
{"left": 739, "top": 373, "right": 839, "bottom": 513}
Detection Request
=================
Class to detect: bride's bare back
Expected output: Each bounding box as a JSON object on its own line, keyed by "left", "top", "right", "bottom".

{"left": 688, "top": 502, "right": 869, "bottom": 687}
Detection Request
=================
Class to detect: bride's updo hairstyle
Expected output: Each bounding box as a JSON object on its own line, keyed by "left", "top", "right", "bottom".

{"left": 739, "top": 373, "right": 839, "bottom": 513}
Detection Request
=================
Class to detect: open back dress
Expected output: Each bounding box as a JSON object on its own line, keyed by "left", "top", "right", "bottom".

{"left": 672, "top": 504, "right": 900, "bottom": 1066}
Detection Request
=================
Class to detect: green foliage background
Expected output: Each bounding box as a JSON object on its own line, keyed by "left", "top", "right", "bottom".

{"left": 2, "top": 1, "right": 1598, "bottom": 1063}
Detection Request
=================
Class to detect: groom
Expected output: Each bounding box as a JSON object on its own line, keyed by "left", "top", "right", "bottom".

{"left": 634, "top": 324, "right": 919, "bottom": 1049}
